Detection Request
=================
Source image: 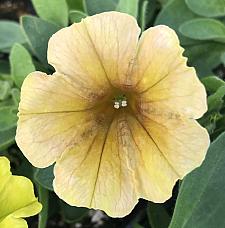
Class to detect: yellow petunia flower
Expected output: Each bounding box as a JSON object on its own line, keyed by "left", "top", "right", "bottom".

{"left": 0, "top": 156, "right": 42, "bottom": 227}
{"left": 16, "top": 12, "right": 210, "bottom": 217}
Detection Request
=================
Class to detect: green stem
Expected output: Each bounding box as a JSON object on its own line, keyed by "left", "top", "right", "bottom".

{"left": 38, "top": 185, "right": 49, "bottom": 228}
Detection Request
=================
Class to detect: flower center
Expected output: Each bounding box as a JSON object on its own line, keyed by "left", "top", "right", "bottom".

{"left": 113, "top": 94, "right": 127, "bottom": 109}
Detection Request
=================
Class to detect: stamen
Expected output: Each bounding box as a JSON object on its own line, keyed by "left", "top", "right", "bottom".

{"left": 113, "top": 95, "right": 127, "bottom": 109}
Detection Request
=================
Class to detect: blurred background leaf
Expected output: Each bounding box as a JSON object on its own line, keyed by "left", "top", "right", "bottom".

{"left": 31, "top": 0, "right": 69, "bottom": 27}
{"left": 169, "top": 132, "right": 225, "bottom": 228}
{"left": 0, "top": 21, "right": 26, "bottom": 52}
{"left": 10, "top": 43, "right": 35, "bottom": 87}
{"left": 185, "top": 0, "right": 225, "bottom": 17}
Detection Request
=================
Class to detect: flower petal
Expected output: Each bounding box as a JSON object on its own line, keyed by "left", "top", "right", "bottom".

{"left": 48, "top": 12, "right": 141, "bottom": 88}
{"left": 134, "top": 112, "right": 210, "bottom": 177}
{"left": 0, "top": 157, "right": 42, "bottom": 228}
{"left": 18, "top": 71, "right": 108, "bottom": 114}
{"left": 16, "top": 109, "right": 109, "bottom": 168}
{"left": 16, "top": 71, "right": 112, "bottom": 167}
{"left": 53, "top": 111, "right": 208, "bottom": 217}
{"left": 132, "top": 25, "right": 207, "bottom": 119}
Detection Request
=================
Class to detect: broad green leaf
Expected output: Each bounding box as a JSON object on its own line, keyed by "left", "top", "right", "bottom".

{"left": 221, "top": 52, "right": 225, "bottom": 64}
{"left": 212, "top": 116, "right": 225, "bottom": 139}
{"left": 31, "top": 0, "right": 68, "bottom": 27}
{"left": 207, "top": 86, "right": 225, "bottom": 113}
{"left": 34, "top": 165, "right": 54, "bottom": 191}
{"left": 147, "top": 202, "right": 171, "bottom": 228}
{"left": 140, "top": 1, "right": 148, "bottom": 31}
{"left": 185, "top": 42, "right": 225, "bottom": 77}
{"left": 185, "top": 0, "right": 225, "bottom": 17}
{"left": 60, "top": 201, "right": 88, "bottom": 223}
{"left": 21, "top": 16, "right": 60, "bottom": 66}
{"left": 0, "top": 106, "right": 17, "bottom": 131}
{"left": 69, "top": 10, "right": 87, "bottom": 23}
{"left": 154, "top": 0, "right": 199, "bottom": 45}
{"left": 0, "top": 21, "right": 26, "bottom": 51}
{"left": 0, "top": 127, "right": 16, "bottom": 150}
{"left": 84, "top": 0, "right": 119, "bottom": 15}
{"left": 10, "top": 43, "right": 35, "bottom": 88}
{"left": 180, "top": 18, "right": 225, "bottom": 43}
{"left": 38, "top": 186, "right": 49, "bottom": 228}
{"left": 169, "top": 132, "right": 225, "bottom": 228}
{"left": 0, "top": 81, "right": 11, "bottom": 101}
{"left": 116, "top": 0, "right": 139, "bottom": 18}
{"left": 66, "top": 0, "right": 84, "bottom": 11}
{"left": 158, "top": 0, "right": 170, "bottom": 6}
{"left": 0, "top": 156, "right": 42, "bottom": 228}
{"left": 11, "top": 88, "right": 21, "bottom": 106}
{"left": 201, "top": 76, "right": 225, "bottom": 94}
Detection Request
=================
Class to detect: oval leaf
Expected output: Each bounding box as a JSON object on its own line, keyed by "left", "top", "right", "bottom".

{"left": 116, "top": 0, "right": 139, "bottom": 18}
{"left": 21, "top": 16, "right": 60, "bottom": 66}
{"left": 154, "top": 0, "right": 199, "bottom": 45}
{"left": 201, "top": 76, "right": 225, "bottom": 94}
{"left": 0, "top": 21, "right": 26, "bottom": 51}
{"left": 185, "top": 0, "right": 225, "bottom": 17}
{"left": 34, "top": 165, "right": 54, "bottom": 191}
{"left": 84, "top": 0, "right": 119, "bottom": 15}
{"left": 180, "top": 18, "right": 225, "bottom": 43}
{"left": 0, "top": 106, "right": 17, "bottom": 131}
{"left": 10, "top": 43, "right": 35, "bottom": 88}
{"left": 0, "top": 126, "right": 16, "bottom": 150}
{"left": 69, "top": 10, "right": 87, "bottom": 23}
{"left": 169, "top": 132, "right": 225, "bottom": 228}
{"left": 31, "top": 0, "right": 68, "bottom": 27}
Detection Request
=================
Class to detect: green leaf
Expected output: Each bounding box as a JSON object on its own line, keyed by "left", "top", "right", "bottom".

{"left": 140, "top": 1, "right": 148, "bottom": 31}
{"left": 11, "top": 88, "right": 21, "bottom": 106}
{"left": 10, "top": 43, "right": 35, "bottom": 88}
{"left": 116, "top": 0, "right": 139, "bottom": 18}
{"left": 169, "top": 132, "right": 225, "bottom": 228}
{"left": 21, "top": 16, "right": 60, "bottom": 66}
{"left": 69, "top": 10, "right": 87, "bottom": 23}
{"left": 0, "top": 106, "right": 17, "bottom": 131}
{"left": 0, "top": 81, "right": 11, "bottom": 101}
{"left": 60, "top": 201, "right": 88, "bottom": 223}
{"left": 208, "top": 86, "right": 225, "bottom": 113}
{"left": 31, "top": 0, "right": 68, "bottom": 27}
{"left": 0, "top": 21, "right": 26, "bottom": 51}
{"left": 84, "top": 0, "right": 119, "bottom": 15}
{"left": 158, "top": 0, "right": 170, "bottom": 6}
{"left": 185, "top": 42, "right": 225, "bottom": 77}
{"left": 0, "top": 126, "right": 16, "bottom": 150}
{"left": 185, "top": 0, "right": 225, "bottom": 18}
{"left": 154, "top": 0, "right": 199, "bottom": 45}
{"left": 180, "top": 18, "right": 225, "bottom": 43}
{"left": 66, "top": 0, "right": 84, "bottom": 11}
{"left": 147, "top": 202, "right": 171, "bottom": 228}
{"left": 34, "top": 165, "right": 54, "bottom": 191}
{"left": 201, "top": 76, "right": 225, "bottom": 94}
{"left": 221, "top": 52, "right": 225, "bottom": 64}
{"left": 38, "top": 186, "right": 49, "bottom": 228}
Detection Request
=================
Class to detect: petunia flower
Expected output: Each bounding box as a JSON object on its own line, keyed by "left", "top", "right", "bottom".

{"left": 16, "top": 12, "right": 210, "bottom": 217}
{"left": 0, "top": 156, "right": 42, "bottom": 227}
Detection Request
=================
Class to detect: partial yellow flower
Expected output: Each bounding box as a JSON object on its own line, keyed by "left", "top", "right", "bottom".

{"left": 16, "top": 12, "right": 210, "bottom": 217}
{"left": 0, "top": 156, "right": 42, "bottom": 228}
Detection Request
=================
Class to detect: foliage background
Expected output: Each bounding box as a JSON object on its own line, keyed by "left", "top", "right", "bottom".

{"left": 0, "top": 0, "right": 225, "bottom": 227}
